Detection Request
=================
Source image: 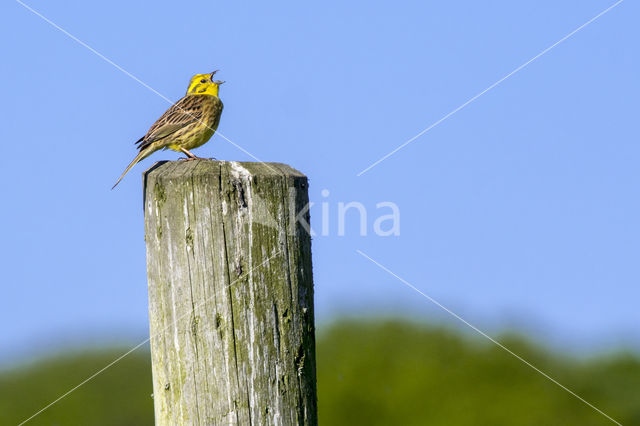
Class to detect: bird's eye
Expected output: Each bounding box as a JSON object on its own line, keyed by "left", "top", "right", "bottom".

{"left": 200, "top": 79, "right": 207, "bottom": 83}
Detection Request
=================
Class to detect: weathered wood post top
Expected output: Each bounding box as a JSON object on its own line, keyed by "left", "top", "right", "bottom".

{"left": 144, "top": 159, "right": 317, "bottom": 425}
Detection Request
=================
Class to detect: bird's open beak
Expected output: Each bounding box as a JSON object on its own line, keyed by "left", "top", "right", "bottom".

{"left": 209, "top": 70, "right": 219, "bottom": 81}
{"left": 214, "top": 80, "right": 225, "bottom": 85}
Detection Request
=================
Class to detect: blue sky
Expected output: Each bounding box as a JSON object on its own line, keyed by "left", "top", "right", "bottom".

{"left": 1, "top": 0, "right": 638, "bottom": 360}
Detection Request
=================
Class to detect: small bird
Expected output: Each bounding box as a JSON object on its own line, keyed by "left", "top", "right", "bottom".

{"left": 112, "top": 71, "right": 224, "bottom": 189}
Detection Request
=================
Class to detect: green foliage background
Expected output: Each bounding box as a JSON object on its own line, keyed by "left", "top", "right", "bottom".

{"left": 1, "top": 320, "right": 638, "bottom": 425}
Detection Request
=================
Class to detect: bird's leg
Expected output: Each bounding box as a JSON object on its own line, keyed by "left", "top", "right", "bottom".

{"left": 179, "top": 147, "right": 200, "bottom": 161}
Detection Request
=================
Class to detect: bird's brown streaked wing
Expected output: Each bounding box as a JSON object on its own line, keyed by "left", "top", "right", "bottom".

{"left": 136, "top": 96, "right": 204, "bottom": 150}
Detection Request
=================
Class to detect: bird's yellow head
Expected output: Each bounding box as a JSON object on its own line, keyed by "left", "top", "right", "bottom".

{"left": 186, "top": 70, "right": 224, "bottom": 97}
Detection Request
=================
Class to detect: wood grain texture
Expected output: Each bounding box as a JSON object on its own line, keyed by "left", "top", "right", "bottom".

{"left": 143, "top": 160, "right": 317, "bottom": 425}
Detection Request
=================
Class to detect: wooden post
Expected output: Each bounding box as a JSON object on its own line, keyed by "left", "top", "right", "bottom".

{"left": 143, "top": 160, "right": 317, "bottom": 425}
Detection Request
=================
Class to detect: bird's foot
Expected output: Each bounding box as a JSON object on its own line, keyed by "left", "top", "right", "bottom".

{"left": 179, "top": 156, "right": 200, "bottom": 161}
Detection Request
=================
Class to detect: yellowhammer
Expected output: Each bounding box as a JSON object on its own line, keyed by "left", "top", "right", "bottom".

{"left": 112, "top": 71, "right": 224, "bottom": 189}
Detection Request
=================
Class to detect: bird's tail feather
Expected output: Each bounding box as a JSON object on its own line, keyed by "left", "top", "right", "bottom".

{"left": 112, "top": 147, "right": 154, "bottom": 190}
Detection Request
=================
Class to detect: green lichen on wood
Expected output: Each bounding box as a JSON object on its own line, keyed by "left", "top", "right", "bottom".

{"left": 144, "top": 159, "right": 317, "bottom": 425}
{"left": 153, "top": 181, "right": 166, "bottom": 205}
